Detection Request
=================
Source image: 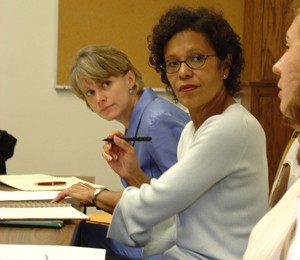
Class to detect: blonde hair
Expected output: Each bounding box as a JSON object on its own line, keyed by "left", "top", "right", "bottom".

{"left": 69, "top": 45, "right": 144, "bottom": 107}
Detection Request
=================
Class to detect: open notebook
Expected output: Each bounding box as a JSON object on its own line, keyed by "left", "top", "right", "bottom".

{"left": 0, "top": 190, "right": 89, "bottom": 224}
{"left": 0, "top": 174, "right": 105, "bottom": 191}
{"left": 0, "top": 174, "right": 104, "bottom": 226}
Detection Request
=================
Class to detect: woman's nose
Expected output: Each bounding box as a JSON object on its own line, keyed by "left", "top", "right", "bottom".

{"left": 95, "top": 90, "right": 106, "bottom": 102}
{"left": 272, "top": 58, "right": 282, "bottom": 76}
{"left": 177, "top": 62, "right": 193, "bottom": 78}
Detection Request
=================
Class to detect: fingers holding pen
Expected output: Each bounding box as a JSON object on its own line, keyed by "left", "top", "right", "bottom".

{"left": 103, "top": 131, "right": 125, "bottom": 142}
{"left": 102, "top": 132, "right": 129, "bottom": 162}
{"left": 103, "top": 138, "right": 122, "bottom": 162}
{"left": 102, "top": 141, "right": 114, "bottom": 161}
{"left": 112, "top": 135, "right": 135, "bottom": 151}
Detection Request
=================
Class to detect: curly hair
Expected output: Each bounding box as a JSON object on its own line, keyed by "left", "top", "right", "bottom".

{"left": 147, "top": 5, "right": 244, "bottom": 100}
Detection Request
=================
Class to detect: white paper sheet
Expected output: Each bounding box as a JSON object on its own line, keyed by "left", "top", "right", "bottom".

{"left": 0, "top": 205, "right": 89, "bottom": 220}
{"left": 0, "top": 244, "right": 105, "bottom": 260}
{"left": 0, "top": 174, "right": 105, "bottom": 191}
{"left": 0, "top": 190, "right": 61, "bottom": 201}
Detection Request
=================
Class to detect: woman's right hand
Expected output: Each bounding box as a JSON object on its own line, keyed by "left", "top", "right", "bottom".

{"left": 102, "top": 131, "right": 150, "bottom": 186}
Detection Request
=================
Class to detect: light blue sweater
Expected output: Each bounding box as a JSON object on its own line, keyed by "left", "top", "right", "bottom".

{"left": 108, "top": 103, "right": 269, "bottom": 259}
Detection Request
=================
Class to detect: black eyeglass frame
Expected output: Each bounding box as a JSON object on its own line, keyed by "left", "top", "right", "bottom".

{"left": 160, "top": 54, "right": 218, "bottom": 74}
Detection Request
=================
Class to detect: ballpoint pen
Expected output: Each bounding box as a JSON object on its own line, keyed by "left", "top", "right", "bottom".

{"left": 102, "top": 136, "right": 152, "bottom": 142}
{"left": 36, "top": 181, "right": 66, "bottom": 186}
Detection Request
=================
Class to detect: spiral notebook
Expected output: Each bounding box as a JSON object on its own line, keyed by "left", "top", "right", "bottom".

{"left": 0, "top": 190, "right": 88, "bottom": 227}
{"left": 0, "top": 200, "right": 89, "bottom": 220}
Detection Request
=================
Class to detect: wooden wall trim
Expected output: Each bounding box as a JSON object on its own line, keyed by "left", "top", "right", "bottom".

{"left": 242, "top": 0, "right": 293, "bottom": 82}
{"left": 242, "top": 1, "right": 264, "bottom": 81}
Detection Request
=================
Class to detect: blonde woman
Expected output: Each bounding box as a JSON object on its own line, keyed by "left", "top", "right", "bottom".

{"left": 53, "top": 45, "right": 190, "bottom": 259}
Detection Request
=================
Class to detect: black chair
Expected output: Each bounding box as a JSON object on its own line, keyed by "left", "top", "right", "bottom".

{"left": 0, "top": 130, "right": 17, "bottom": 174}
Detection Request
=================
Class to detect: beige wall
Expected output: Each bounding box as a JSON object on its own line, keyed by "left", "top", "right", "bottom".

{"left": 0, "top": 0, "right": 244, "bottom": 194}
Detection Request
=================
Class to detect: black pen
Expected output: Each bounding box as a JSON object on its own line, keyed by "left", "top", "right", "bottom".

{"left": 102, "top": 136, "right": 152, "bottom": 142}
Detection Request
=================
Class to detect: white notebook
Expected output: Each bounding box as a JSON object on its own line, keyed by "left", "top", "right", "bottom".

{"left": 0, "top": 200, "right": 89, "bottom": 220}
{"left": 0, "top": 191, "right": 88, "bottom": 222}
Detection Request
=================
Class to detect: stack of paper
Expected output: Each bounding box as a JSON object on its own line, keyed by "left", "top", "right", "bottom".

{"left": 0, "top": 244, "right": 106, "bottom": 260}
{"left": 0, "top": 174, "right": 107, "bottom": 226}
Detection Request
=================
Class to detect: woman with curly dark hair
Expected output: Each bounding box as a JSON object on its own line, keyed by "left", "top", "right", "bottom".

{"left": 148, "top": 5, "right": 244, "bottom": 102}
{"left": 93, "top": 6, "right": 268, "bottom": 259}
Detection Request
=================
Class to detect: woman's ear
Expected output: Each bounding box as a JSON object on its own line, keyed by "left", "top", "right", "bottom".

{"left": 223, "top": 54, "right": 232, "bottom": 76}
{"left": 126, "top": 70, "right": 136, "bottom": 88}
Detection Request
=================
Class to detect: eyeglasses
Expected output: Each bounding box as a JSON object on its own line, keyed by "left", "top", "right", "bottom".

{"left": 161, "top": 53, "right": 217, "bottom": 74}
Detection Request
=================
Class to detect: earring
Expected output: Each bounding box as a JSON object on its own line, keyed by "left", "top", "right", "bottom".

{"left": 223, "top": 74, "right": 227, "bottom": 79}
{"left": 129, "top": 88, "right": 134, "bottom": 95}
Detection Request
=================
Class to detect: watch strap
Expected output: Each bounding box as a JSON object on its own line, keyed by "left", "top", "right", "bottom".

{"left": 92, "top": 188, "right": 108, "bottom": 209}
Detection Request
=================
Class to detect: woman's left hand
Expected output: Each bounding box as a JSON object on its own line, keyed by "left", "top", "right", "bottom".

{"left": 51, "top": 182, "right": 95, "bottom": 205}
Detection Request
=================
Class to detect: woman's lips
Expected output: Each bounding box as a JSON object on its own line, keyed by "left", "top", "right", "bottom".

{"left": 278, "top": 90, "right": 282, "bottom": 99}
{"left": 179, "top": 84, "right": 198, "bottom": 92}
{"left": 101, "top": 104, "right": 113, "bottom": 113}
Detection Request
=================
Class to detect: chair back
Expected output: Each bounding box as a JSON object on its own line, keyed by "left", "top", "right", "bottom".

{"left": 269, "top": 130, "right": 300, "bottom": 209}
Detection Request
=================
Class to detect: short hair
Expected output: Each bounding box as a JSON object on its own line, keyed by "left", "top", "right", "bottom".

{"left": 69, "top": 45, "right": 144, "bottom": 107}
{"left": 147, "top": 6, "right": 244, "bottom": 100}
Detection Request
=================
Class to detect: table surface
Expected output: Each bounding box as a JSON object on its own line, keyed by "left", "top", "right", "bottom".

{"left": 0, "top": 177, "right": 91, "bottom": 245}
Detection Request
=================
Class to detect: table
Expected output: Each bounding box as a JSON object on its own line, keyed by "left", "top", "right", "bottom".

{"left": 0, "top": 176, "right": 130, "bottom": 259}
{"left": 0, "top": 176, "right": 93, "bottom": 245}
{"left": 0, "top": 219, "right": 80, "bottom": 245}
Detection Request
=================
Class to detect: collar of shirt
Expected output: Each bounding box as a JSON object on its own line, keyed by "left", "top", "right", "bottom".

{"left": 126, "top": 88, "right": 157, "bottom": 137}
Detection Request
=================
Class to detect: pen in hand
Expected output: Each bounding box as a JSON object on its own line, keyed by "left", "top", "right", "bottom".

{"left": 102, "top": 136, "right": 152, "bottom": 142}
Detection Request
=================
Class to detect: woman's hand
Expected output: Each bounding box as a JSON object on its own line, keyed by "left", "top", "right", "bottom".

{"left": 51, "top": 182, "right": 120, "bottom": 213}
{"left": 51, "top": 182, "right": 95, "bottom": 205}
{"left": 102, "top": 131, "right": 150, "bottom": 186}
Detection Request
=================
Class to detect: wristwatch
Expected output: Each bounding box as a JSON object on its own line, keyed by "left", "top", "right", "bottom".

{"left": 92, "top": 188, "right": 107, "bottom": 209}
